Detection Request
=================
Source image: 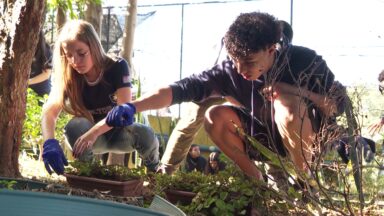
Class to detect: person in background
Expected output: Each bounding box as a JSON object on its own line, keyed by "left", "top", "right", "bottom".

{"left": 205, "top": 152, "right": 226, "bottom": 175}
{"left": 368, "top": 70, "right": 384, "bottom": 135}
{"left": 156, "top": 19, "right": 294, "bottom": 175}
{"left": 104, "top": 12, "right": 346, "bottom": 180}
{"left": 184, "top": 144, "right": 207, "bottom": 173}
{"left": 40, "top": 20, "right": 159, "bottom": 175}
{"left": 28, "top": 31, "right": 53, "bottom": 97}
{"left": 159, "top": 97, "right": 225, "bottom": 174}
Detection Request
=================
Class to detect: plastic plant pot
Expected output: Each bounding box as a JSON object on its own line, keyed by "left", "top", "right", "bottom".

{"left": 164, "top": 189, "right": 197, "bottom": 205}
{"left": 65, "top": 174, "right": 143, "bottom": 197}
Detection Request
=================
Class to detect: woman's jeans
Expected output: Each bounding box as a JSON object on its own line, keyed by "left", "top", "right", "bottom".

{"left": 64, "top": 117, "right": 159, "bottom": 172}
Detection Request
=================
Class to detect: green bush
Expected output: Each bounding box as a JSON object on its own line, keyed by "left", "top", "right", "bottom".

{"left": 22, "top": 89, "right": 45, "bottom": 154}
{"left": 153, "top": 157, "right": 290, "bottom": 215}
{"left": 22, "top": 88, "right": 71, "bottom": 158}
{"left": 65, "top": 160, "right": 146, "bottom": 181}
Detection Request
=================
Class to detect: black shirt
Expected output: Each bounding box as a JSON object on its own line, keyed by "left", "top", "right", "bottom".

{"left": 82, "top": 58, "right": 131, "bottom": 122}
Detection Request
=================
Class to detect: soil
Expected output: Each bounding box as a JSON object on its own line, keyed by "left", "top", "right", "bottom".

{"left": 31, "top": 183, "right": 145, "bottom": 207}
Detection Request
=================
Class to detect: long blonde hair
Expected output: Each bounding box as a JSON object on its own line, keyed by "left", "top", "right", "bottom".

{"left": 50, "top": 20, "right": 113, "bottom": 122}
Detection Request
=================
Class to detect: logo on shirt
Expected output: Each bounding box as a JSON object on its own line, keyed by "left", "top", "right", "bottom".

{"left": 122, "top": 75, "right": 130, "bottom": 84}
{"left": 89, "top": 106, "right": 113, "bottom": 115}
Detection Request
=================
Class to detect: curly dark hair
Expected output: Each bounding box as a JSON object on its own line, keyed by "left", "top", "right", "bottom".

{"left": 378, "top": 69, "right": 384, "bottom": 82}
{"left": 224, "top": 12, "right": 281, "bottom": 59}
{"left": 278, "top": 20, "right": 293, "bottom": 43}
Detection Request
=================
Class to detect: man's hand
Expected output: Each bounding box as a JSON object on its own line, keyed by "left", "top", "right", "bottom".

{"left": 368, "top": 117, "right": 384, "bottom": 135}
{"left": 42, "top": 139, "right": 68, "bottom": 175}
{"left": 262, "top": 82, "right": 298, "bottom": 101}
{"left": 106, "top": 103, "right": 136, "bottom": 127}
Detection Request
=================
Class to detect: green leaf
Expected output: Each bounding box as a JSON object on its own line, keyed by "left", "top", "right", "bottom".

{"left": 288, "top": 186, "right": 301, "bottom": 199}
{"left": 215, "top": 199, "right": 226, "bottom": 210}
{"left": 196, "top": 203, "right": 204, "bottom": 211}
{"left": 211, "top": 207, "right": 218, "bottom": 215}
{"left": 219, "top": 191, "right": 228, "bottom": 200}
{"left": 244, "top": 189, "right": 254, "bottom": 196}
{"left": 204, "top": 197, "right": 216, "bottom": 208}
{"left": 232, "top": 121, "right": 297, "bottom": 176}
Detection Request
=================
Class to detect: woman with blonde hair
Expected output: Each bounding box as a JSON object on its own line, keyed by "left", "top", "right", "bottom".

{"left": 41, "top": 20, "right": 159, "bottom": 175}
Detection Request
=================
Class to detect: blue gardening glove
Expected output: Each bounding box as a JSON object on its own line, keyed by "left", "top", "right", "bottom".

{"left": 106, "top": 103, "right": 136, "bottom": 127}
{"left": 42, "top": 139, "right": 68, "bottom": 175}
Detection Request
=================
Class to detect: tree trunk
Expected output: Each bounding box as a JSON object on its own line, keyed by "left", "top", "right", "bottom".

{"left": 0, "top": 0, "right": 46, "bottom": 177}
{"left": 84, "top": 1, "right": 102, "bottom": 36}
{"left": 56, "top": 6, "right": 66, "bottom": 31}
{"left": 121, "top": 0, "right": 137, "bottom": 76}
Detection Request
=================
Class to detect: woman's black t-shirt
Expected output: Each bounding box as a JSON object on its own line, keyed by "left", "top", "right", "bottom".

{"left": 82, "top": 58, "right": 131, "bottom": 123}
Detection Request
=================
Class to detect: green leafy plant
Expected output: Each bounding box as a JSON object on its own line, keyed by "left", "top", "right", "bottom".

{"left": 22, "top": 89, "right": 46, "bottom": 155}
{"left": 179, "top": 158, "right": 290, "bottom": 216}
{"left": 65, "top": 160, "right": 146, "bottom": 181}
{"left": 154, "top": 171, "right": 210, "bottom": 195}
{"left": 0, "top": 180, "right": 17, "bottom": 190}
{"left": 22, "top": 88, "right": 72, "bottom": 159}
{"left": 152, "top": 155, "right": 291, "bottom": 215}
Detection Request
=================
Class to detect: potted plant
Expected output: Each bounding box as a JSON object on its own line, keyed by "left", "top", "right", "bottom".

{"left": 0, "top": 173, "right": 169, "bottom": 215}
{"left": 65, "top": 161, "right": 146, "bottom": 197}
{"left": 182, "top": 161, "right": 262, "bottom": 215}
{"left": 176, "top": 157, "right": 296, "bottom": 215}
{"left": 154, "top": 171, "right": 210, "bottom": 205}
{"left": 152, "top": 155, "right": 290, "bottom": 215}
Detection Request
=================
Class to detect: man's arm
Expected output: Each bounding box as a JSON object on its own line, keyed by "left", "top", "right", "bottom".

{"left": 106, "top": 60, "right": 232, "bottom": 127}
{"left": 270, "top": 82, "right": 341, "bottom": 117}
{"left": 133, "top": 86, "right": 175, "bottom": 112}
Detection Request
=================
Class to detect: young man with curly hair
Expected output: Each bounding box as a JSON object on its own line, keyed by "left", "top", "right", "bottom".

{"left": 157, "top": 19, "right": 294, "bottom": 175}
{"left": 104, "top": 12, "right": 344, "bottom": 179}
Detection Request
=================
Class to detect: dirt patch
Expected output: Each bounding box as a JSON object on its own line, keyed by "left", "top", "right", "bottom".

{"left": 32, "top": 184, "right": 144, "bottom": 206}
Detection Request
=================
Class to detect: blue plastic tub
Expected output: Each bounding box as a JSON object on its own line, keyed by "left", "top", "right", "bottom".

{"left": 0, "top": 189, "right": 167, "bottom": 216}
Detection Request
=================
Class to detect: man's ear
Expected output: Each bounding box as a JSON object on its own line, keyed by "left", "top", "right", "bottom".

{"left": 267, "top": 44, "right": 276, "bottom": 55}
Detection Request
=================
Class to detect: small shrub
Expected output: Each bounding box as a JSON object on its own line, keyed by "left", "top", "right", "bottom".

{"left": 22, "top": 88, "right": 72, "bottom": 158}
{"left": 22, "top": 89, "right": 46, "bottom": 154}
{"left": 154, "top": 171, "right": 210, "bottom": 194}
{"left": 65, "top": 160, "right": 146, "bottom": 181}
